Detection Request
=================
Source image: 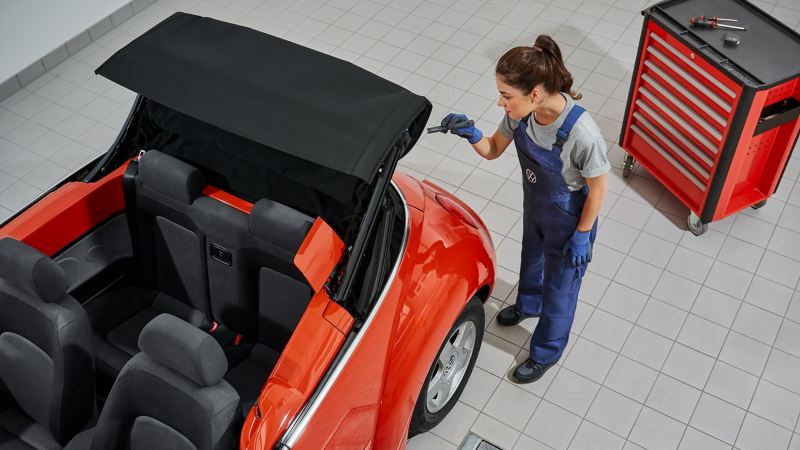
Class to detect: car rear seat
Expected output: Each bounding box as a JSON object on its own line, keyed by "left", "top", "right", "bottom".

{"left": 86, "top": 150, "right": 213, "bottom": 378}
{"left": 193, "top": 196, "right": 316, "bottom": 413}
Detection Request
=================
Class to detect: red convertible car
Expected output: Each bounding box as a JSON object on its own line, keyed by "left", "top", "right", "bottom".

{"left": 0, "top": 13, "right": 495, "bottom": 450}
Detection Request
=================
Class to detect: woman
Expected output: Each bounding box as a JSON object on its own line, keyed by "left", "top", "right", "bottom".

{"left": 442, "top": 35, "right": 610, "bottom": 384}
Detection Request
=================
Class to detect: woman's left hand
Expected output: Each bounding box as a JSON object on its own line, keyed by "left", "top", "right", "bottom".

{"left": 563, "top": 229, "right": 592, "bottom": 267}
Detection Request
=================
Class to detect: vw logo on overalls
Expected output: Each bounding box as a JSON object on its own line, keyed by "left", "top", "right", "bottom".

{"left": 526, "top": 168, "right": 537, "bottom": 183}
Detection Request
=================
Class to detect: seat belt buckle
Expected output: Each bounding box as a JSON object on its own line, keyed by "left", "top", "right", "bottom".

{"left": 209, "top": 321, "right": 219, "bottom": 333}
{"left": 134, "top": 149, "right": 146, "bottom": 161}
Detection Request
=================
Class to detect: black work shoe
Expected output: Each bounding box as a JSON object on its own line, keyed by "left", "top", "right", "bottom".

{"left": 512, "top": 359, "right": 556, "bottom": 384}
{"left": 496, "top": 305, "right": 539, "bottom": 326}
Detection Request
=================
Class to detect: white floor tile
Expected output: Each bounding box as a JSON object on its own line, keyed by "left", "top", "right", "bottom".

{"left": 545, "top": 368, "right": 601, "bottom": 417}
{"left": 637, "top": 298, "right": 688, "bottom": 340}
{"left": 666, "top": 246, "right": 714, "bottom": 285}
{"left": 483, "top": 380, "right": 540, "bottom": 431}
{"left": 429, "top": 401, "right": 479, "bottom": 445}
{"left": 662, "top": 343, "right": 715, "bottom": 389}
{"left": 563, "top": 337, "right": 617, "bottom": 383}
{"left": 652, "top": 271, "right": 701, "bottom": 311}
{"left": 763, "top": 350, "right": 800, "bottom": 395}
{"left": 614, "top": 256, "right": 661, "bottom": 295}
{"left": 732, "top": 302, "right": 782, "bottom": 346}
{"left": 775, "top": 319, "right": 800, "bottom": 360}
{"left": 678, "top": 427, "right": 732, "bottom": 450}
{"left": 646, "top": 374, "right": 701, "bottom": 423}
{"left": 580, "top": 309, "right": 632, "bottom": 352}
{"left": 597, "top": 281, "right": 647, "bottom": 322}
{"left": 470, "top": 413, "right": 520, "bottom": 450}
{"left": 705, "top": 261, "right": 754, "bottom": 301}
{"left": 628, "top": 232, "right": 675, "bottom": 269}
{"left": 745, "top": 276, "right": 795, "bottom": 317}
{"left": 408, "top": 431, "right": 457, "bottom": 450}
{"left": 691, "top": 287, "right": 741, "bottom": 328}
{"left": 586, "top": 387, "right": 642, "bottom": 438}
{"left": 749, "top": 380, "right": 800, "bottom": 430}
{"left": 704, "top": 361, "right": 759, "bottom": 410}
{"left": 735, "top": 413, "right": 794, "bottom": 450}
{"left": 677, "top": 314, "right": 728, "bottom": 358}
{"left": 459, "top": 367, "right": 501, "bottom": 411}
{"left": 525, "top": 400, "right": 582, "bottom": 449}
{"left": 689, "top": 394, "right": 745, "bottom": 445}
{"left": 570, "top": 420, "right": 625, "bottom": 450}
{"left": 629, "top": 407, "right": 686, "bottom": 450}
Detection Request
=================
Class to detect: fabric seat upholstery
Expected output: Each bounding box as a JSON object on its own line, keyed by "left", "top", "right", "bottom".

{"left": 194, "top": 198, "right": 314, "bottom": 414}
{"left": 65, "top": 314, "right": 240, "bottom": 450}
{"left": 0, "top": 238, "right": 94, "bottom": 448}
{"left": 87, "top": 150, "right": 212, "bottom": 379}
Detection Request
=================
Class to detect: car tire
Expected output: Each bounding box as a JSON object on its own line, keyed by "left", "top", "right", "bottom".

{"left": 408, "top": 296, "right": 485, "bottom": 438}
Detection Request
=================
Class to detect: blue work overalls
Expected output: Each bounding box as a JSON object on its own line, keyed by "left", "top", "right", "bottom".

{"left": 514, "top": 105, "right": 597, "bottom": 365}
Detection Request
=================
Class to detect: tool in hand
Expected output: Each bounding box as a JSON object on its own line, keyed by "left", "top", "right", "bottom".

{"left": 427, "top": 119, "right": 475, "bottom": 134}
{"left": 691, "top": 16, "right": 746, "bottom": 30}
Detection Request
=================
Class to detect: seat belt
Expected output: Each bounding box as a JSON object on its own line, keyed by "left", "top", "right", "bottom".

{"left": 123, "top": 150, "right": 145, "bottom": 280}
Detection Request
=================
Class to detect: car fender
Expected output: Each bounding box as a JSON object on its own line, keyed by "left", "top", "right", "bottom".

{"left": 372, "top": 177, "right": 495, "bottom": 449}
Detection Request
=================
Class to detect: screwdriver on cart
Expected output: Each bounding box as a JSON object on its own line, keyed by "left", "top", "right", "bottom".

{"left": 427, "top": 119, "right": 475, "bottom": 134}
{"left": 691, "top": 16, "right": 746, "bottom": 30}
{"left": 699, "top": 15, "right": 738, "bottom": 22}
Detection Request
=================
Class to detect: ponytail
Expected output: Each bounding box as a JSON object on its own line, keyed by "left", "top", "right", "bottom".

{"left": 496, "top": 35, "right": 581, "bottom": 100}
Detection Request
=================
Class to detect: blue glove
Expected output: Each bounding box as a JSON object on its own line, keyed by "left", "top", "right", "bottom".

{"left": 563, "top": 229, "right": 592, "bottom": 267}
{"left": 442, "top": 113, "right": 483, "bottom": 144}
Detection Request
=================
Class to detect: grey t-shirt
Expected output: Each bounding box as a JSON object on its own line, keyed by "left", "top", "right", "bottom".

{"left": 497, "top": 94, "right": 610, "bottom": 191}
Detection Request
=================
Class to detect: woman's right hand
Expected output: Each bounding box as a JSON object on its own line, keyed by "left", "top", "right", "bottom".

{"left": 442, "top": 113, "right": 483, "bottom": 144}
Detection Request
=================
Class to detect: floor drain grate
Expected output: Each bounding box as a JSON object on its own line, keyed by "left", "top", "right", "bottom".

{"left": 458, "top": 432, "right": 504, "bottom": 450}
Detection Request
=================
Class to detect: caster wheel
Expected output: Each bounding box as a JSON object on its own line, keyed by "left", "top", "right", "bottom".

{"left": 622, "top": 154, "right": 635, "bottom": 179}
{"left": 687, "top": 212, "right": 707, "bottom": 236}
{"left": 751, "top": 200, "right": 767, "bottom": 210}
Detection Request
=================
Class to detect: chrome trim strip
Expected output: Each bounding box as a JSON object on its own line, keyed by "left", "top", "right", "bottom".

{"left": 633, "top": 111, "right": 710, "bottom": 180}
{"left": 279, "top": 180, "right": 411, "bottom": 448}
{"left": 639, "top": 72, "right": 723, "bottom": 142}
{"left": 635, "top": 99, "right": 715, "bottom": 167}
{"left": 638, "top": 85, "right": 720, "bottom": 150}
{"left": 648, "top": 32, "right": 737, "bottom": 100}
{"left": 643, "top": 60, "right": 727, "bottom": 128}
{"left": 631, "top": 123, "right": 707, "bottom": 190}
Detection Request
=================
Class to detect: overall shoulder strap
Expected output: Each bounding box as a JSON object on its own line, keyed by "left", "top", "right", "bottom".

{"left": 552, "top": 104, "right": 585, "bottom": 152}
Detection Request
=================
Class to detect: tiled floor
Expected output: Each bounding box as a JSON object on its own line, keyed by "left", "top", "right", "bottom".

{"left": 2, "top": 0, "right": 800, "bottom": 449}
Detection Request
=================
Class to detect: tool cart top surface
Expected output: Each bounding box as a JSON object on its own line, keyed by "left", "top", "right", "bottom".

{"left": 647, "top": 0, "right": 800, "bottom": 87}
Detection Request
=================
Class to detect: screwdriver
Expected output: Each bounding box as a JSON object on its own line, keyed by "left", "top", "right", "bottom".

{"left": 427, "top": 119, "right": 475, "bottom": 134}
{"left": 690, "top": 16, "right": 746, "bottom": 30}
{"left": 699, "top": 15, "right": 738, "bottom": 22}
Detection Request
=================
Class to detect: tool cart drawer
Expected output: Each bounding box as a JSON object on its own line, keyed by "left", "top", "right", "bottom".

{"left": 620, "top": 0, "right": 800, "bottom": 234}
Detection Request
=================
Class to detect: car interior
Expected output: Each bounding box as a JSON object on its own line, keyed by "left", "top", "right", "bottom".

{"left": 0, "top": 146, "right": 405, "bottom": 449}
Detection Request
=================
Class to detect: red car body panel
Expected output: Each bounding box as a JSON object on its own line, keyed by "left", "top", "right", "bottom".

{"left": 0, "top": 163, "right": 128, "bottom": 255}
{"left": 0, "top": 165, "right": 495, "bottom": 450}
{"left": 241, "top": 173, "right": 495, "bottom": 449}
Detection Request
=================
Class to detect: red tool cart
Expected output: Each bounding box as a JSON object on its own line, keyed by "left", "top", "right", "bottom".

{"left": 620, "top": 0, "right": 800, "bottom": 235}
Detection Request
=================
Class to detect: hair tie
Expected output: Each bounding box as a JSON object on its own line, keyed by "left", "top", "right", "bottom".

{"left": 531, "top": 45, "right": 542, "bottom": 52}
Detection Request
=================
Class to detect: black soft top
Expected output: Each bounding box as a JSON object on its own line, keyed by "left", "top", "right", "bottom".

{"left": 96, "top": 12, "right": 431, "bottom": 182}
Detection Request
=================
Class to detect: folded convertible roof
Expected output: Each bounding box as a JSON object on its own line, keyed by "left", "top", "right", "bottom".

{"left": 96, "top": 12, "right": 431, "bottom": 183}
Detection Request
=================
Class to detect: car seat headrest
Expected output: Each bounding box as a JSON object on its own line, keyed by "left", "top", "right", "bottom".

{"left": 0, "top": 238, "right": 67, "bottom": 303}
{"left": 249, "top": 199, "right": 315, "bottom": 254}
{"left": 138, "top": 314, "right": 227, "bottom": 386}
{"left": 138, "top": 150, "right": 206, "bottom": 204}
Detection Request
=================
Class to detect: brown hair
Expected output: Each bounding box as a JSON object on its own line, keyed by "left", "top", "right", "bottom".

{"left": 495, "top": 35, "right": 581, "bottom": 100}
